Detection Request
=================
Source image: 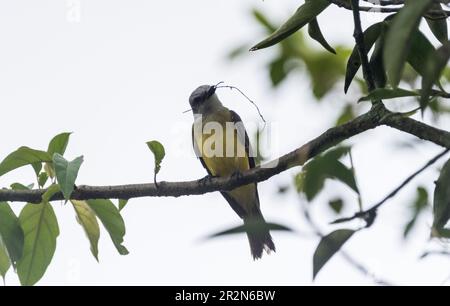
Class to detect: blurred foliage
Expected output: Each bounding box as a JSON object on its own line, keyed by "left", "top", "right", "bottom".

{"left": 229, "top": 10, "right": 351, "bottom": 100}
{"left": 0, "top": 133, "right": 130, "bottom": 285}
{"left": 1, "top": 0, "right": 450, "bottom": 285}
{"left": 403, "top": 186, "right": 429, "bottom": 239}
{"left": 227, "top": 0, "right": 450, "bottom": 281}
{"left": 146, "top": 140, "right": 166, "bottom": 185}
{"left": 433, "top": 158, "right": 450, "bottom": 235}
{"left": 313, "top": 229, "right": 355, "bottom": 279}
{"left": 294, "top": 146, "right": 359, "bottom": 201}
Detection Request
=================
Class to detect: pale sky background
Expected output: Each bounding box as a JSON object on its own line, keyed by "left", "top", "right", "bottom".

{"left": 0, "top": 0, "right": 449, "bottom": 285}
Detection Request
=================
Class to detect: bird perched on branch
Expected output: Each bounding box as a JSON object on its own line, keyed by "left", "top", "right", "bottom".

{"left": 189, "top": 84, "right": 275, "bottom": 259}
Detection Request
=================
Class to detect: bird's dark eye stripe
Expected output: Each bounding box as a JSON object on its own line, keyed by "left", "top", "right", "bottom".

{"left": 207, "top": 86, "right": 216, "bottom": 96}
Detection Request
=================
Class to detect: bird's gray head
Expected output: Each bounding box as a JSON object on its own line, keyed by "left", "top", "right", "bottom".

{"left": 189, "top": 85, "right": 218, "bottom": 114}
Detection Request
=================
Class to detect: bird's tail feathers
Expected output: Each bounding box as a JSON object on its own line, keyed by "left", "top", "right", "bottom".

{"left": 244, "top": 209, "right": 275, "bottom": 260}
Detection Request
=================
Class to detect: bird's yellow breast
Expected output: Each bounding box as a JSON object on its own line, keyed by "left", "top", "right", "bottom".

{"left": 193, "top": 109, "right": 257, "bottom": 214}
{"left": 193, "top": 109, "right": 250, "bottom": 176}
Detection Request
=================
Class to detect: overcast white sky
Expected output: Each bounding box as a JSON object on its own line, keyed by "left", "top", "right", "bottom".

{"left": 0, "top": 0, "right": 449, "bottom": 285}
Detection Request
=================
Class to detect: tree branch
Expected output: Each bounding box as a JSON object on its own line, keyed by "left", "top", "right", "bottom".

{"left": 382, "top": 113, "right": 450, "bottom": 148}
{"left": 0, "top": 104, "right": 449, "bottom": 204}
{"left": 327, "top": 0, "right": 450, "bottom": 19}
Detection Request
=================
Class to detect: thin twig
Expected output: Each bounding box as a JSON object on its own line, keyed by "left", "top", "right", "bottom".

{"left": 331, "top": 149, "right": 450, "bottom": 226}
{"left": 362, "top": 0, "right": 404, "bottom": 5}
{"left": 371, "top": 149, "right": 449, "bottom": 211}
{"left": 300, "top": 201, "right": 393, "bottom": 285}
{"left": 351, "top": 0, "right": 376, "bottom": 92}
{"left": 216, "top": 85, "right": 266, "bottom": 126}
{"left": 327, "top": 0, "right": 450, "bottom": 19}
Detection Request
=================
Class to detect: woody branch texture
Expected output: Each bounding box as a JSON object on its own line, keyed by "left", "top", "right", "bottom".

{"left": 1, "top": 102, "right": 450, "bottom": 204}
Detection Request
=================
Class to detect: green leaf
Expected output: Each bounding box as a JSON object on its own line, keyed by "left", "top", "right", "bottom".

{"left": 384, "top": 0, "right": 434, "bottom": 87}
{"left": 118, "top": 199, "right": 128, "bottom": 212}
{"left": 0, "top": 238, "right": 10, "bottom": 281}
{"left": 86, "top": 199, "right": 128, "bottom": 255}
{"left": 404, "top": 187, "right": 429, "bottom": 238}
{"left": 47, "top": 132, "right": 72, "bottom": 157}
{"left": 71, "top": 200, "right": 100, "bottom": 261}
{"left": 421, "top": 42, "right": 450, "bottom": 109}
{"left": 53, "top": 154, "right": 83, "bottom": 201}
{"left": 38, "top": 172, "right": 48, "bottom": 188}
{"left": 305, "top": 47, "right": 350, "bottom": 99}
{"left": 434, "top": 227, "right": 450, "bottom": 238}
{"left": 313, "top": 229, "right": 355, "bottom": 279}
{"left": 31, "top": 163, "right": 42, "bottom": 177}
{"left": 17, "top": 202, "right": 59, "bottom": 286}
{"left": 0, "top": 147, "right": 52, "bottom": 177}
{"left": 425, "top": 4, "right": 448, "bottom": 43}
{"left": 208, "top": 222, "right": 292, "bottom": 239}
{"left": 42, "top": 184, "right": 61, "bottom": 203}
{"left": 329, "top": 199, "right": 344, "bottom": 214}
{"left": 146, "top": 140, "right": 165, "bottom": 183}
{"left": 358, "top": 88, "right": 419, "bottom": 102}
{"left": 0, "top": 202, "right": 24, "bottom": 267}
{"left": 294, "top": 171, "right": 307, "bottom": 193}
{"left": 227, "top": 45, "right": 248, "bottom": 60}
{"left": 252, "top": 9, "right": 277, "bottom": 33}
{"left": 308, "top": 18, "right": 336, "bottom": 54}
{"left": 323, "top": 146, "right": 351, "bottom": 161}
{"left": 250, "top": 0, "right": 330, "bottom": 51}
{"left": 44, "top": 162, "right": 55, "bottom": 179}
{"left": 10, "top": 183, "right": 32, "bottom": 191}
{"left": 344, "top": 22, "right": 383, "bottom": 93}
{"left": 326, "top": 161, "right": 359, "bottom": 194}
{"left": 370, "top": 31, "right": 387, "bottom": 89}
{"left": 432, "top": 157, "right": 450, "bottom": 230}
{"left": 413, "top": 186, "right": 428, "bottom": 210}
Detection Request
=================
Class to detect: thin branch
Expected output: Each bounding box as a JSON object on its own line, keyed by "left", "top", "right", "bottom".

{"left": 362, "top": 0, "right": 404, "bottom": 5}
{"left": 327, "top": 0, "right": 450, "bottom": 19}
{"left": 329, "top": 0, "right": 398, "bottom": 11}
{"left": 370, "top": 149, "right": 449, "bottom": 211}
{"left": 351, "top": 0, "right": 376, "bottom": 92}
{"left": 300, "top": 201, "right": 393, "bottom": 285}
{"left": 331, "top": 148, "right": 450, "bottom": 226}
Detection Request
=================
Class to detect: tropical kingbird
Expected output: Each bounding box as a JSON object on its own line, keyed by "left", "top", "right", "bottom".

{"left": 189, "top": 84, "right": 275, "bottom": 259}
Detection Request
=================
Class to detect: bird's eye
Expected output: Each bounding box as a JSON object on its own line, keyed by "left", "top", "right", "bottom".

{"left": 193, "top": 97, "right": 201, "bottom": 104}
